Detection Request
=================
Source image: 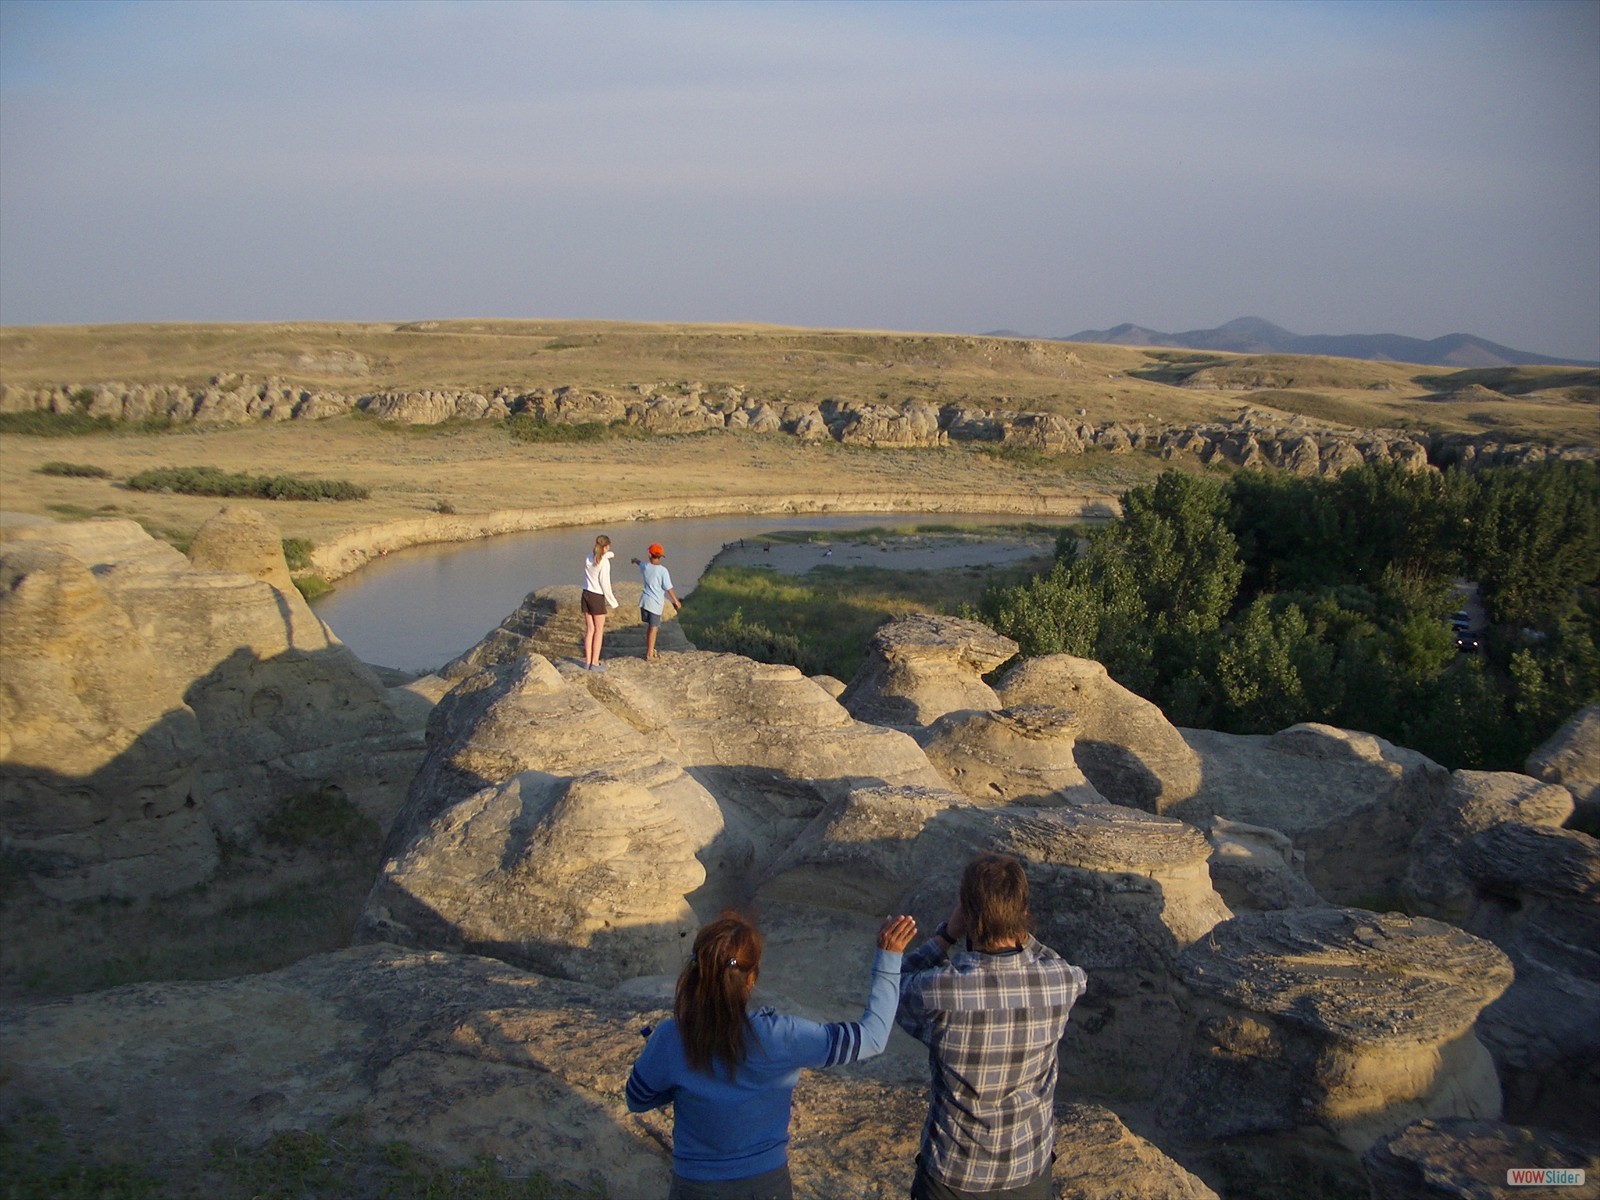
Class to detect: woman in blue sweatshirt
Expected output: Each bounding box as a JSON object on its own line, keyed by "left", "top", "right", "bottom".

{"left": 627, "top": 910, "right": 917, "bottom": 1199}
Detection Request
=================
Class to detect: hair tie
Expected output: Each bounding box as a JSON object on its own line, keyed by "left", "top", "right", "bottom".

{"left": 728, "top": 958, "right": 741, "bottom": 969}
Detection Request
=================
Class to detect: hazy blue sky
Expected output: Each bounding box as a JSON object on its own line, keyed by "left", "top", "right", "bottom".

{"left": 2, "top": 0, "right": 1597, "bottom": 360}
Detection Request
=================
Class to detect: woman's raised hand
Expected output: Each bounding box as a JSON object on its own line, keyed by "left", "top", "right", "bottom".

{"left": 877, "top": 914, "right": 918, "bottom": 953}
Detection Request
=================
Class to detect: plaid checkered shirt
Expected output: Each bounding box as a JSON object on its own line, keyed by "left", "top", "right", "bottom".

{"left": 896, "top": 934, "right": 1088, "bottom": 1193}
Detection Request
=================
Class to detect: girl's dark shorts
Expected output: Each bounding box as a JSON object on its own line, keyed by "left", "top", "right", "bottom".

{"left": 581, "top": 590, "right": 608, "bottom": 616}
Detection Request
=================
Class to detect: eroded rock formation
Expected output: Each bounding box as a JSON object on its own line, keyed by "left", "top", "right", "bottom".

{"left": 0, "top": 943, "right": 1222, "bottom": 1200}
{"left": 1167, "top": 908, "right": 1513, "bottom": 1157}
{"left": 0, "top": 511, "right": 422, "bottom": 900}
{"left": 998, "top": 654, "right": 1202, "bottom": 812}
{"left": 840, "top": 613, "right": 1016, "bottom": 730}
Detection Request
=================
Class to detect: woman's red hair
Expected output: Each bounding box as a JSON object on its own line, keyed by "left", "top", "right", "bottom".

{"left": 675, "top": 911, "right": 764, "bottom": 1078}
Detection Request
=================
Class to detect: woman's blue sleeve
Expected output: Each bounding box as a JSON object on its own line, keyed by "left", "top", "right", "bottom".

{"left": 814, "top": 947, "right": 902, "bottom": 1067}
{"left": 625, "top": 1026, "right": 675, "bottom": 1112}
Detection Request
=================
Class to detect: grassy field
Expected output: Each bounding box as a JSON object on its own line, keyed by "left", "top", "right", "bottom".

{"left": 680, "top": 526, "right": 1057, "bottom": 680}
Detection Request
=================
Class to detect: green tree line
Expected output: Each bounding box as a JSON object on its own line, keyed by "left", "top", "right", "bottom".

{"left": 977, "top": 460, "right": 1600, "bottom": 771}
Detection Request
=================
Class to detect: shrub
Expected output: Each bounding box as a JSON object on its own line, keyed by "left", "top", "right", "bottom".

{"left": 0, "top": 410, "right": 117, "bottom": 436}
{"left": 37, "top": 460, "right": 112, "bottom": 478}
{"left": 125, "top": 466, "right": 369, "bottom": 501}
{"left": 506, "top": 415, "right": 612, "bottom": 443}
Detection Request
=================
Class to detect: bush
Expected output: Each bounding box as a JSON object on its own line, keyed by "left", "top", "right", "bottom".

{"left": 37, "top": 460, "right": 112, "bottom": 477}
{"left": 0, "top": 410, "right": 117, "bottom": 436}
{"left": 126, "top": 466, "right": 369, "bottom": 501}
{"left": 506, "top": 415, "right": 612, "bottom": 443}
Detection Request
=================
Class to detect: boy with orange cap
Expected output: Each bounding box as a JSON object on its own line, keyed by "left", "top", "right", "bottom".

{"left": 629, "top": 543, "right": 683, "bottom": 661}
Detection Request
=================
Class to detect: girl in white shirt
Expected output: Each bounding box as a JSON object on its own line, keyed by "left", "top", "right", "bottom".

{"left": 580, "top": 534, "right": 619, "bottom": 670}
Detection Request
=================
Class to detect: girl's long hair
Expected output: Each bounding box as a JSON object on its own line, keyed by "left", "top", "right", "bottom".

{"left": 591, "top": 534, "right": 611, "bottom": 561}
{"left": 674, "top": 911, "right": 763, "bottom": 1078}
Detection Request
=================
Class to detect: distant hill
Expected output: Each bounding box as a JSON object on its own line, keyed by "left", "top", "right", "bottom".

{"left": 1050, "top": 316, "right": 1598, "bottom": 368}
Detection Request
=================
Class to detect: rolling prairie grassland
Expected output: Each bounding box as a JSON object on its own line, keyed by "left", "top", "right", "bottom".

{"left": 2, "top": 320, "right": 1595, "bottom": 562}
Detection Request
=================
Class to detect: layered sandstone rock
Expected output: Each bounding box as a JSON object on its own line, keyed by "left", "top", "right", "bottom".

{"left": 1174, "top": 723, "right": 1450, "bottom": 905}
{"left": 1461, "top": 822, "right": 1600, "bottom": 1140}
{"left": 0, "top": 513, "right": 421, "bottom": 899}
{"left": 1166, "top": 908, "right": 1513, "bottom": 1159}
{"left": 840, "top": 613, "right": 1016, "bottom": 730}
{"left": 920, "top": 704, "right": 1107, "bottom": 807}
{"left": 0, "top": 943, "right": 1220, "bottom": 1200}
{"left": 998, "top": 655, "right": 1202, "bottom": 812}
{"left": 764, "top": 792, "right": 1232, "bottom": 1099}
{"left": 1204, "top": 816, "right": 1325, "bottom": 913}
{"left": 1404, "top": 770, "right": 1575, "bottom": 922}
{"left": 1363, "top": 1117, "right": 1600, "bottom": 1200}
{"left": 366, "top": 770, "right": 703, "bottom": 985}
{"left": 441, "top": 582, "right": 687, "bottom": 679}
{"left": 579, "top": 651, "right": 945, "bottom": 873}
{"left": 1526, "top": 705, "right": 1600, "bottom": 827}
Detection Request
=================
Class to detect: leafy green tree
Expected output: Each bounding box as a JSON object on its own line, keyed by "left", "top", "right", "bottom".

{"left": 1469, "top": 461, "right": 1600, "bottom": 629}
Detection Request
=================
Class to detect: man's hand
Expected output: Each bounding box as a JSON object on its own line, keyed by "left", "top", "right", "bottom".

{"left": 945, "top": 901, "right": 969, "bottom": 943}
{"left": 877, "top": 914, "right": 918, "bottom": 953}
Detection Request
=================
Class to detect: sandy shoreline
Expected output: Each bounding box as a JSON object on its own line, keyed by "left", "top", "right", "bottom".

{"left": 308, "top": 491, "right": 1116, "bottom": 580}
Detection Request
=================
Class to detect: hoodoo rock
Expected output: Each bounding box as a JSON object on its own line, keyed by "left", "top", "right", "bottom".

{"left": 920, "top": 704, "right": 1107, "bottom": 807}
{"left": 1460, "top": 821, "right": 1600, "bottom": 1140}
{"left": 1404, "top": 770, "right": 1575, "bottom": 922}
{"left": 840, "top": 613, "right": 1016, "bottom": 730}
{"left": 0, "top": 514, "right": 422, "bottom": 900}
{"left": 1525, "top": 705, "right": 1600, "bottom": 827}
{"left": 997, "top": 655, "right": 1202, "bottom": 812}
{"left": 1166, "top": 907, "right": 1513, "bottom": 1162}
{"left": 1173, "top": 723, "right": 1450, "bottom": 905}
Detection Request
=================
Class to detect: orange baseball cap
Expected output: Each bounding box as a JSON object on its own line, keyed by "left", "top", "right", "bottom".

{"left": 648, "top": 543, "right": 665, "bottom": 557}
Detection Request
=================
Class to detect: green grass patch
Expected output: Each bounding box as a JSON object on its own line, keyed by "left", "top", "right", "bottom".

{"left": 281, "top": 537, "right": 315, "bottom": 570}
{"left": 126, "top": 465, "right": 369, "bottom": 501}
{"left": 680, "top": 560, "right": 1042, "bottom": 680}
{"left": 294, "top": 575, "right": 334, "bottom": 601}
{"left": 37, "top": 460, "right": 112, "bottom": 478}
{"left": 0, "top": 1114, "right": 602, "bottom": 1200}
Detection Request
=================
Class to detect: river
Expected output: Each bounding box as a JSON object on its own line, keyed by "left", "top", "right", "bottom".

{"left": 310, "top": 513, "right": 1069, "bottom": 673}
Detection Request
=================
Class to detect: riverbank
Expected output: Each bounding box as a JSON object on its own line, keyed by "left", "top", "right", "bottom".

{"left": 0, "top": 420, "right": 1133, "bottom": 576}
{"left": 308, "top": 491, "right": 1113, "bottom": 580}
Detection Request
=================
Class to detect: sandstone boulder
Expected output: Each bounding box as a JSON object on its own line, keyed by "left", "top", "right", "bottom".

{"left": 1404, "top": 770, "right": 1575, "bottom": 922}
{"left": 1204, "top": 816, "right": 1325, "bottom": 913}
{"left": 1363, "top": 1117, "right": 1600, "bottom": 1200}
{"left": 1461, "top": 822, "right": 1600, "bottom": 1140}
{"left": 0, "top": 542, "right": 214, "bottom": 900}
{"left": 999, "top": 655, "right": 1201, "bottom": 812}
{"left": 0, "top": 515, "right": 421, "bottom": 899}
{"left": 1166, "top": 907, "right": 1513, "bottom": 1160}
{"left": 764, "top": 792, "right": 1231, "bottom": 1100}
{"left": 1526, "top": 705, "right": 1600, "bottom": 827}
{"left": 578, "top": 650, "right": 946, "bottom": 874}
{"left": 841, "top": 613, "right": 1015, "bottom": 730}
{"left": 1174, "top": 723, "right": 1450, "bottom": 905}
{"left": 920, "top": 704, "right": 1107, "bottom": 807}
{"left": 365, "top": 770, "right": 703, "bottom": 985}
{"left": 441, "top": 581, "right": 685, "bottom": 678}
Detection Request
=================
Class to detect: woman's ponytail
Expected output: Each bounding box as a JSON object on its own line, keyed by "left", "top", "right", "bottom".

{"left": 674, "top": 912, "right": 763, "bottom": 1078}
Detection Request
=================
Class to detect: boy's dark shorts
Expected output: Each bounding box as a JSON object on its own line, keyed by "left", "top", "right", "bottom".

{"left": 640, "top": 607, "right": 663, "bottom": 628}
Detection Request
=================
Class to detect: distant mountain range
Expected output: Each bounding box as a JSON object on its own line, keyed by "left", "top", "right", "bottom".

{"left": 1000, "top": 317, "right": 1597, "bottom": 369}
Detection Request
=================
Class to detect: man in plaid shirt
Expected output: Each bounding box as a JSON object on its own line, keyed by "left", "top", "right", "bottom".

{"left": 897, "top": 854, "right": 1088, "bottom": 1200}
